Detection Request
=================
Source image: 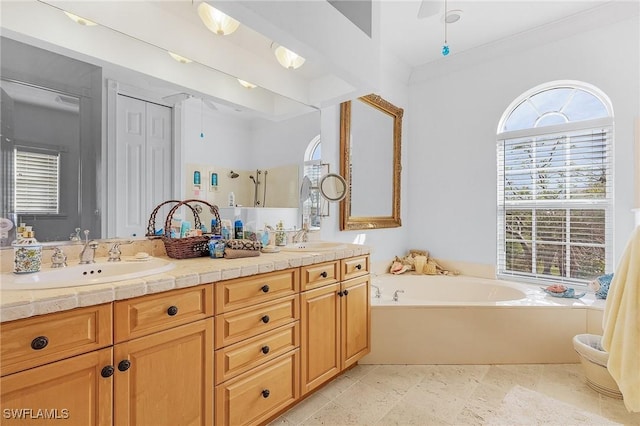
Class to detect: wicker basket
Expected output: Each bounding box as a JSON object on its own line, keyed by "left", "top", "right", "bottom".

{"left": 158, "top": 199, "right": 221, "bottom": 259}
{"left": 146, "top": 199, "right": 199, "bottom": 238}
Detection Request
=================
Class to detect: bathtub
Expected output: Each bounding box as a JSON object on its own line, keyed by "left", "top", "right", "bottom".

{"left": 360, "top": 273, "right": 605, "bottom": 365}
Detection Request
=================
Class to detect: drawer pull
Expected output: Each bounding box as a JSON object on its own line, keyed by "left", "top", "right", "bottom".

{"left": 355, "top": 264, "right": 362, "bottom": 270}
{"left": 101, "top": 365, "right": 115, "bottom": 378}
{"left": 320, "top": 271, "right": 328, "bottom": 278}
{"left": 118, "top": 360, "right": 131, "bottom": 372}
{"left": 338, "top": 291, "right": 344, "bottom": 297}
{"left": 167, "top": 305, "right": 179, "bottom": 316}
{"left": 261, "top": 345, "right": 270, "bottom": 355}
{"left": 344, "top": 289, "right": 349, "bottom": 296}
{"left": 261, "top": 389, "right": 270, "bottom": 399}
{"left": 261, "top": 285, "right": 270, "bottom": 293}
{"left": 31, "top": 336, "right": 49, "bottom": 350}
{"left": 261, "top": 315, "right": 270, "bottom": 324}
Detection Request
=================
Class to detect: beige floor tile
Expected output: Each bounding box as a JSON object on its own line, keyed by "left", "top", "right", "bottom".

{"left": 480, "top": 364, "right": 540, "bottom": 390}
{"left": 268, "top": 416, "right": 295, "bottom": 425}
{"left": 300, "top": 401, "right": 370, "bottom": 426}
{"left": 342, "top": 364, "right": 379, "bottom": 381}
{"left": 599, "top": 396, "right": 640, "bottom": 426}
{"left": 316, "top": 374, "right": 358, "bottom": 401}
{"left": 376, "top": 399, "right": 453, "bottom": 426}
{"left": 359, "top": 364, "right": 425, "bottom": 398}
{"left": 401, "top": 381, "right": 467, "bottom": 423}
{"left": 418, "top": 365, "right": 489, "bottom": 399}
{"left": 332, "top": 381, "right": 399, "bottom": 424}
{"left": 281, "top": 392, "right": 332, "bottom": 424}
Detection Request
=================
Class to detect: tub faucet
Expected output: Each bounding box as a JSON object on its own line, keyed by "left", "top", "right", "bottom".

{"left": 79, "top": 230, "right": 99, "bottom": 264}
{"left": 392, "top": 289, "right": 405, "bottom": 302}
{"left": 371, "top": 284, "right": 382, "bottom": 298}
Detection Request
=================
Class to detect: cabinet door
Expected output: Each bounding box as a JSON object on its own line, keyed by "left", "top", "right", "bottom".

{"left": 114, "top": 319, "right": 213, "bottom": 426}
{"left": 1, "top": 347, "right": 113, "bottom": 426}
{"left": 341, "top": 275, "right": 370, "bottom": 369}
{"left": 300, "top": 283, "right": 341, "bottom": 395}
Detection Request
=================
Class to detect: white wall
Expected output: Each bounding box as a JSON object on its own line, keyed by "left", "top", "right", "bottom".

{"left": 319, "top": 50, "right": 411, "bottom": 267}
{"left": 407, "top": 16, "right": 640, "bottom": 268}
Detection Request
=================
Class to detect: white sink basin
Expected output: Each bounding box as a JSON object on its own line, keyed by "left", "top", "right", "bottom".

{"left": 1, "top": 257, "right": 175, "bottom": 290}
{"left": 281, "top": 241, "right": 348, "bottom": 252}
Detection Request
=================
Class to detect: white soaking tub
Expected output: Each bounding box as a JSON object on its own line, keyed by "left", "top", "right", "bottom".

{"left": 361, "top": 273, "right": 603, "bottom": 365}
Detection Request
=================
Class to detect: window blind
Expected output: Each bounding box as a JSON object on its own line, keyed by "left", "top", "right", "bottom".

{"left": 14, "top": 149, "right": 60, "bottom": 214}
{"left": 497, "top": 121, "right": 613, "bottom": 284}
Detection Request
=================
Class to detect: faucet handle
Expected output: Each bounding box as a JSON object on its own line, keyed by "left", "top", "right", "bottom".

{"left": 50, "top": 247, "right": 67, "bottom": 268}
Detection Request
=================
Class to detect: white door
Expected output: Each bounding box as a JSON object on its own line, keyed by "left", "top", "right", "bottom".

{"left": 115, "top": 95, "right": 171, "bottom": 238}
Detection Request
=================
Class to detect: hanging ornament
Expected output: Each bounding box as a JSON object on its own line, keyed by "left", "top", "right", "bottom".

{"left": 442, "top": 0, "right": 450, "bottom": 56}
{"left": 200, "top": 99, "right": 205, "bottom": 138}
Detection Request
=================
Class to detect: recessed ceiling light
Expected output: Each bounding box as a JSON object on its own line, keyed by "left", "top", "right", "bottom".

{"left": 168, "top": 51, "right": 192, "bottom": 64}
{"left": 237, "top": 79, "right": 257, "bottom": 89}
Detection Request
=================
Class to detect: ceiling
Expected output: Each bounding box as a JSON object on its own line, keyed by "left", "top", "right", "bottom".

{"left": 380, "top": 0, "right": 639, "bottom": 79}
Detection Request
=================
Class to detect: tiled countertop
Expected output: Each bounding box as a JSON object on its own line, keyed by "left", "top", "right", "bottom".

{"left": 0, "top": 244, "right": 370, "bottom": 323}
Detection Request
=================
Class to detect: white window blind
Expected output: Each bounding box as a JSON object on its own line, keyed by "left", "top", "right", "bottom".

{"left": 497, "top": 120, "right": 613, "bottom": 284}
{"left": 14, "top": 149, "right": 60, "bottom": 214}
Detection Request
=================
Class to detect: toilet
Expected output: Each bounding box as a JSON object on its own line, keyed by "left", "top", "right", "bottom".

{"left": 572, "top": 334, "right": 622, "bottom": 399}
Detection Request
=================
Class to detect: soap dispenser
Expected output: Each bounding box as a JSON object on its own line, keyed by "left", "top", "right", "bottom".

{"left": 12, "top": 226, "right": 42, "bottom": 273}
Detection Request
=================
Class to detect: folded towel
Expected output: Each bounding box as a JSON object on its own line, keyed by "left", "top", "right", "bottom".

{"left": 602, "top": 226, "right": 640, "bottom": 412}
{"left": 224, "top": 248, "right": 261, "bottom": 259}
{"left": 226, "top": 239, "right": 262, "bottom": 251}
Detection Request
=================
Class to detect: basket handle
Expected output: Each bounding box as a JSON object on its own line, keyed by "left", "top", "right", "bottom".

{"left": 146, "top": 200, "right": 199, "bottom": 237}
{"left": 164, "top": 199, "right": 221, "bottom": 238}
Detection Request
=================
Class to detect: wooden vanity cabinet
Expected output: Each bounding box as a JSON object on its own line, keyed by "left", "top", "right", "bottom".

{"left": 300, "top": 258, "right": 370, "bottom": 395}
{"left": 0, "top": 304, "right": 114, "bottom": 426}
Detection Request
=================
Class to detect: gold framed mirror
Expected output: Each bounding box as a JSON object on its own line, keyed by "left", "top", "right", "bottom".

{"left": 340, "top": 94, "right": 403, "bottom": 230}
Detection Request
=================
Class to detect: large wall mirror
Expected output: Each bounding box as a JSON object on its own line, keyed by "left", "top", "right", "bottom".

{"left": 0, "top": 1, "right": 320, "bottom": 245}
{"left": 339, "top": 94, "right": 403, "bottom": 230}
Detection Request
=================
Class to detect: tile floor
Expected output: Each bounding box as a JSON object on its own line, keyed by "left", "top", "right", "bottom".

{"left": 270, "top": 364, "right": 640, "bottom": 425}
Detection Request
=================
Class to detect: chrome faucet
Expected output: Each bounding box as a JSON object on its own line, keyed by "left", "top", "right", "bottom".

{"left": 392, "top": 289, "right": 405, "bottom": 302}
{"left": 292, "top": 222, "right": 310, "bottom": 243}
{"left": 371, "top": 284, "right": 382, "bottom": 298}
{"left": 79, "top": 230, "right": 99, "bottom": 264}
{"left": 108, "top": 240, "right": 133, "bottom": 262}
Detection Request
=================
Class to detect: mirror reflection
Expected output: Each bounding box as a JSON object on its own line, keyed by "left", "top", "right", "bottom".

{"left": 0, "top": 1, "right": 320, "bottom": 245}
{"left": 340, "top": 94, "right": 403, "bottom": 230}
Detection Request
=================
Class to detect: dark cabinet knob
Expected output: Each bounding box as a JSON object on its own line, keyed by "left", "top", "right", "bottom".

{"left": 261, "top": 285, "right": 270, "bottom": 293}
{"left": 355, "top": 264, "right": 362, "bottom": 270}
{"left": 167, "top": 305, "right": 178, "bottom": 316}
{"left": 101, "top": 365, "right": 115, "bottom": 378}
{"left": 261, "top": 389, "right": 270, "bottom": 398}
{"left": 261, "top": 315, "right": 270, "bottom": 324}
{"left": 31, "top": 336, "right": 49, "bottom": 350}
{"left": 261, "top": 345, "right": 270, "bottom": 354}
{"left": 344, "top": 289, "right": 349, "bottom": 296}
{"left": 118, "top": 360, "right": 131, "bottom": 372}
{"left": 338, "top": 291, "right": 344, "bottom": 297}
{"left": 320, "top": 271, "right": 328, "bottom": 278}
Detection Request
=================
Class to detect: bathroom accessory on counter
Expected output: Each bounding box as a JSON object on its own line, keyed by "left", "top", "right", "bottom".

{"left": 12, "top": 236, "right": 42, "bottom": 274}
{"left": 160, "top": 199, "right": 221, "bottom": 259}
{"left": 145, "top": 200, "right": 200, "bottom": 237}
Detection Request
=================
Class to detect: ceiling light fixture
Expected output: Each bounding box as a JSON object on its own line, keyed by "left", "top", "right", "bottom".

{"left": 271, "top": 43, "right": 305, "bottom": 70}
{"left": 197, "top": 3, "right": 240, "bottom": 36}
{"left": 444, "top": 9, "right": 462, "bottom": 24}
{"left": 237, "top": 79, "right": 257, "bottom": 89}
{"left": 63, "top": 11, "right": 97, "bottom": 26}
{"left": 168, "top": 51, "right": 192, "bottom": 64}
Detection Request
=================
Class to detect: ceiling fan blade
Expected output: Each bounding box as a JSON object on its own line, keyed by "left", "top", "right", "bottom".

{"left": 417, "top": 0, "right": 440, "bottom": 19}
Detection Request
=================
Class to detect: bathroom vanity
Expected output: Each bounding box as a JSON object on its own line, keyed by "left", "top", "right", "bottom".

{"left": 0, "top": 244, "right": 370, "bottom": 426}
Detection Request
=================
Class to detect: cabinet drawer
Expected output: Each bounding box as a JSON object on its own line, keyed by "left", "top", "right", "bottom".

{"left": 341, "top": 255, "right": 370, "bottom": 280}
{"left": 215, "top": 350, "right": 299, "bottom": 426}
{"left": 115, "top": 284, "right": 213, "bottom": 342}
{"left": 301, "top": 261, "right": 339, "bottom": 290}
{"left": 215, "top": 322, "right": 299, "bottom": 385}
{"left": 0, "top": 304, "right": 112, "bottom": 377}
{"left": 215, "top": 268, "right": 299, "bottom": 313}
{"left": 215, "top": 295, "right": 299, "bottom": 349}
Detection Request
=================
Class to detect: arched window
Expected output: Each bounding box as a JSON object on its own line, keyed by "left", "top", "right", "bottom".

{"left": 303, "top": 135, "right": 322, "bottom": 228}
{"left": 497, "top": 82, "right": 613, "bottom": 284}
